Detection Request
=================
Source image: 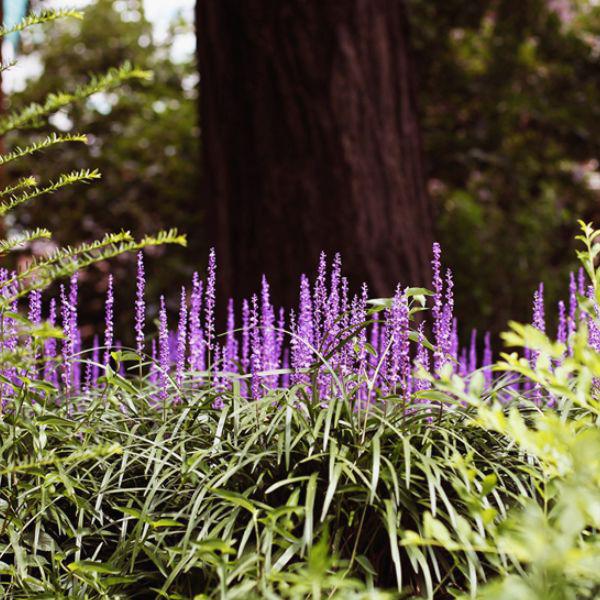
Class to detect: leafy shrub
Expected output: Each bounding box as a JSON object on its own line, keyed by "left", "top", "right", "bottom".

{"left": 404, "top": 222, "right": 600, "bottom": 598}
{"left": 0, "top": 361, "right": 539, "bottom": 598}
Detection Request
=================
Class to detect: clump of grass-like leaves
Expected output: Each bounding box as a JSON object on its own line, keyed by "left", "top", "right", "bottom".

{"left": 0, "top": 365, "right": 538, "bottom": 599}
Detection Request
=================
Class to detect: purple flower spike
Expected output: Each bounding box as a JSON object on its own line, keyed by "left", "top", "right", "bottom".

{"left": 568, "top": 271, "right": 577, "bottom": 352}
{"left": 397, "top": 290, "right": 411, "bottom": 400}
{"left": 450, "top": 317, "right": 459, "bottom": 363}
{"left": 386, "top": 286, "right": 409, "bottom": 396}
{"left": 104, "top": 275, "right": 114, "bottom": 369}
{"left": 44, "top": 298, "right": 58, "bottom": 387}
{"left": 292, "top": 274, "right": 314, "bottom": 385}
{"left": 557, "top": 300, "right": 567, "bottom": 345}
{"left": 28, "top": 289, "right": 42, "bottom": 327}
{"left": 483, "top": 332, "right": 492, "bottom": 388}
{"left": 205, "top": 248, "right": 216, "bottom": 362}
{"left": 175, "top": 287, "right": 188, "bottom": 392}
{"left": 135, "top": 252, "right": 146, "bottom": 355}
{"left": 324, "top": 254, "right": 342, "bottom": 346}
{"left": 241, "top": 298, "right": 250, "bottom": 374}
{"left": 468, "top": 329, "right": 477, "bottom": 373}
{"left": 431, "top": 242, "right": 444, "bottom": 372}
{"left": 441, "top": 268, "right": 455, "bottom": 365}
{"left": 188, "top": 272, "right": 204, "bottom": 373}
{"left": 85, "top": 335, "right": 100, "bottom": 392}
{"left": 69, "top": 273, "right": 81, "bottom": 391}
{"left": 313, "top": 252, "right": 327, "bottom": 346}
{"left": 354, "top": 284, "right": 369, "bottom": 405}
{"left": 275, "top": 307, "right": 286, "bottom": 380}
{"left": 281, "top": 348, "right": 290, "bottom": 388}
{"left": 261, "top": 276, "right": 277, "bottom": 388}
{"left": 250, "top": 294, "right": 261, "bottom": 400}
{"left": 458, "top": 348, "right": 468, "bottom": 378}
{"left": 158, "top": 295, "right": 169, "bottom": 402}
{"left": 533, "top": 283, "right": 545, "bottom": 333}
{"left": 149, "top": 338, "right": 158, "bottom": 386}
{"left": 28, "top": 289, "right": 42, "bottom": 369}
{"left": 369, "top": 311, "right": 380, "bottom": 378}
{"left": 60, "top": 284, "right": 72, "bottom": 392}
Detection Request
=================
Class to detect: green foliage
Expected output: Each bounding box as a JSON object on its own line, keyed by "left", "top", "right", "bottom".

{"left": 409, "top": 0, "right": 600, "bottom": 335}
{"left": 0, "top": 6, "right": 186, "bottom": 306}
{"left": 0, "top": 62, "right": 152, "bottom": 135}
{"left": 404, "top": 222, "right": 600, "bottom": 598}
{"left": 0, "top": 370, "right": 536, "bottom": 598}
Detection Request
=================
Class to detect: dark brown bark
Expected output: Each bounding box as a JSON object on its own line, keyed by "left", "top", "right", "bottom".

{"left": 196, "top": 0, "right": 433, "bottom": 307}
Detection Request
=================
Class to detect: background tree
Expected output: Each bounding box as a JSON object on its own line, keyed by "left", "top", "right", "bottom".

{"left": 196, "top": 0, "right": 434, "bottom": 307}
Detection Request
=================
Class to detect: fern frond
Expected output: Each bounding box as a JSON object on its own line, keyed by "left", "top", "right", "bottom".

{"left": 0, "top": 63, "right": 152, "bottom": 135}
{"left": 0, "top": 176, "right": 38, "bottom": 197}
{"left": 0, "top": 228, "right": 52, "bottom": 255}
{"left": 0, "top": 133, "right": 88, "bottom": 166}
{"left": 0, "top": 9, "right": 83, "bottom": 39}
{"left": 1, "top": 231, "right": 134, "bottom": 290}
{"left": 0, "top": 169, "right": 101, "bottom": 216}
{"left": 1, "top": 230, "right": 187, "bottom": 304}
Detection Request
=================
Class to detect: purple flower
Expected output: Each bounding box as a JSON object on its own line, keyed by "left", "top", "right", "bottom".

{"left": 468, "top": 329, "right": 477, "bottom": 373}
{"left": 440, "top": 268, "right": 455, "bottom": 366}
{"left": 369, "top": 310, "right": 380, "bottom": 379}
{"left": 261, "top": 276, "right": 277, "bottom": 388}
{"left": 250, "top": 294, "right": 261, "bottom": 399}
{"left": 28, "top": 290, "right": 42, "bottom": 327}
{"left": 568, "top": 271, "right": 577, "bottom": 352}
{"left": 241, "top": 298, "right": 250, "bottom": 374}
{"left": 292, "top": 274, "right": 314, "bottom": 384}
{"left": 324, "top": 254, "right": 342, "bottom": 348}
{"left": 275, "top": 307, "right": 286, "bottom": 381}
{"left": 188, "top": 272, "right": 205, "bottom": 373}
{"left": 149, "top": 339, "right": 158, "bottom": 386}
{"left": 104, "top": 275, "right": 114, "bottom": 368}
{"left": 158, "top": 295, "right": 169, "bottom": 402}
{"left": 387, "top": 286, "right": 411, "bottom": 400}
{"left": 27, "top": 289, "right": 42, "bottom": 369}
{"left": 205, "top": 248, "right": 216, "bottom": 362}
{"left": 431, "top": 242, "right": 444, "bottom": 372}
{"left": 60, "top": 284, "right": 73, "bottom": 392}
{"left": 458, "top": 348, "right": 468, "bottom": 378}
{"left": 69, "top": 273, "right": 81, "bottom": 391}
{"left": 533, "top": 283, "right": 545, "bottom": 333}
{"left": 135, "top": 252, "right": 146, "bottom": 355}
{"left": 44, "top": 298, "right": 58, "bottom": 387}
{"left": 84, "top": 335, "right": 100, "bottom": 393}
{"left": 483, "top": 332, "right": 492, "bottom": 388}
{"left": 557, "top": 300, "right": 567, "bottom": 345}
{"left": 175, "top": 287, "right": 188, "bottom": 392}
{"left": 313, "top": 252, "right": 327, "bottom": 346}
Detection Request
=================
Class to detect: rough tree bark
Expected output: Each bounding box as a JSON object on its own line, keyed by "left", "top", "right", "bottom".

{"left": 196, "top": 0, "right": 434, "bottom": 307}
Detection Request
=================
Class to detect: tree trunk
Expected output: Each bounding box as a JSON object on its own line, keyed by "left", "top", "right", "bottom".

{"left": 196, "top": 0, "right": 433, "bottom": 307}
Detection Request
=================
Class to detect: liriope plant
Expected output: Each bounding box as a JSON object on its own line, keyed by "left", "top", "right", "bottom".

{"left": 0, "top": 8, "right": 185, "bottom": 380}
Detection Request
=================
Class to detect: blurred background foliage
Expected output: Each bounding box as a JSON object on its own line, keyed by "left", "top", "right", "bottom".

{"left": 2, "top": 0, "right": 600, "bottom": 341}
{"left": 410, "top": 0, "right": 600, "bottom": 335}
{"left": 4, "top": 0, "right": 200, "bottom": 339}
